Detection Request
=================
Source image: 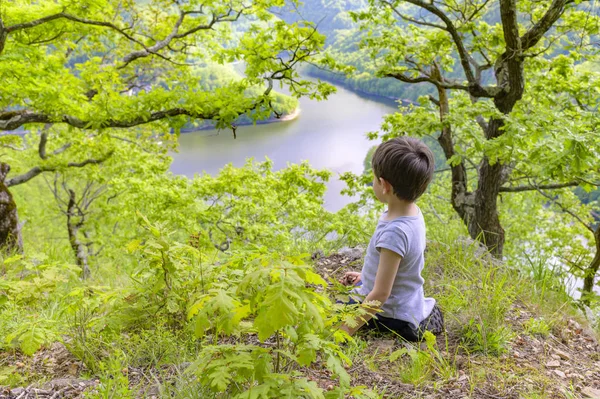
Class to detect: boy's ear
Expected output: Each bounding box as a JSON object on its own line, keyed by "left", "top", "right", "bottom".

{"left": 380, "top": 178, "right": 392, "bottom": 194}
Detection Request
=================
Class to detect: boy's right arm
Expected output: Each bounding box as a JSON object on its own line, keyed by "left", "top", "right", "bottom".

{"left": 340, "top": 248, "right": 401, "bottom": 335}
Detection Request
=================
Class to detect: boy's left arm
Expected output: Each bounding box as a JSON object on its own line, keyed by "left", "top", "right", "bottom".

{"left": 340, "top": 248, "right": 402, "bottom": 335}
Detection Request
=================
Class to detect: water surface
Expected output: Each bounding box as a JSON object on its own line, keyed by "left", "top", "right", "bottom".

{"left": 170, "top": 84, "right": 398, "bottom": 210}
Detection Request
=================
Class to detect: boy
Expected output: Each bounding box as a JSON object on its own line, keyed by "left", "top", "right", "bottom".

{"left": 340, "top": 137, "right": 443, "bottom": 341}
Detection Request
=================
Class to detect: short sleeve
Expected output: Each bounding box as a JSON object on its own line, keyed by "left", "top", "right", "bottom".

{"left": 376, "top": 226, "right": 409, "bottom": 257}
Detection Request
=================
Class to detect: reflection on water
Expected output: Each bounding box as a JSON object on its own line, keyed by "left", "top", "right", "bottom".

{"left": 170, "top": 84, "right": 398, "bottom": 211}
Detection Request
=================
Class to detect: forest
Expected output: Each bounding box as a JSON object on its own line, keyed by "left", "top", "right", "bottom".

{"left": 1, "top": 0, "right": 600, "bottom": 398}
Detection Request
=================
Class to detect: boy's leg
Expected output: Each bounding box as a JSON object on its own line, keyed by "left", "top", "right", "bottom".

{"left": 365, "top": 305, "right": 445, "bottom": 341}
{"left": 365, "top": 316, "right": 420, "bottom": 342}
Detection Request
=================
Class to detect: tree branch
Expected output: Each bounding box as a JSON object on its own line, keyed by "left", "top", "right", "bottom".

{"left": 399, "top": 0, "right": 477, "bottom": 85}
{"left": 520, "top": 0, "right": 582, "bottom": 51}
{"left": 499, "top": 180, "right": 598, "bottom": 193}
{"left": 381, "top": 0, "right": 446, "bottom": 29}
{"left": 494, "top": 0, "right": 525, "bottom": 109}
{"left": 385, "top": 71, "right": 499, "bottom": 97}
{"left": 0, "top": 108, "right": 217, "bottom": 131}
{"left": 6, "top": 151, "right": 114, "bottom": 187}
{"left": 38, "top": 126, "right": 50, "bottom": 159}
{"left": 430, "top": 62, "right": 471, "bottom": 221}
{"left": 5, "top": 12, "right": 144, "bottom": 46}
{"left": 119, "top": 11, "right": 186, "bottom": 68}
{"left": 535, "top": 188, "right": 595, "bottom": 234}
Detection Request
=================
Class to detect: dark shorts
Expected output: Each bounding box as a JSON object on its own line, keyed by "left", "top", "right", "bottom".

{"left": 365, "top": 304, "right": 445, "bottom": 341}
{"left": 344, "top": 292, "right": 445, "bottom": 342}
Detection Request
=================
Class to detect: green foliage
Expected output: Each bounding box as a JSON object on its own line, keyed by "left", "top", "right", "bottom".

{"left": 85, "top": 355, "right": 134, "bottom": 399}
{"left": 1, "top": 0, "right": 332, "bottom": 131}
{"left": 524, "top": 317, "right": 551, "bottom": 338}
{"left": 388, "top": 332, "right": 456, "bottom": 385}
{"left": 461, "top": 319, "right": 513, "bottom": 356}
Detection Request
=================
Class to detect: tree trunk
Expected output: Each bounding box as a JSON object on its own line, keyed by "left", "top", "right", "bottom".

{"left": 582, "top": 225, "right": 600, "bottom": 305}
{"left": 66, "top": 189, "right": 90, "bottom": 279}
{"left": 0, "top": 163, "right": 23, "bottom": 253}
{"left": 434, "top": 67, "right": 509, "bottom": 258}
{"left": 469, "top": 158, "right": 506, "bottom": 257}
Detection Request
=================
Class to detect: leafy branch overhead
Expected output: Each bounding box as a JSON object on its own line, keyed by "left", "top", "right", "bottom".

{"left": 0, "top": 0, "right": 332, "bottom": 132}
{"left": 0, "top": 0, "right": 335, "bottom": 251}
{"left": 354, "top": 0, "right": 600, "bottom": 256}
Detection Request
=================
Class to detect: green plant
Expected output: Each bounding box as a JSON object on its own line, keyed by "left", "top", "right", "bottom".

{"left": 5, "top": 318, "right": 59, "bottom": 356}
{"left": 0, "top": 366, "right": 26, "bottom": 388}
{"left": 524, "top": 317, "right": 551, "bottom": 338}
{"left": 85, "top": 355, "right": 134, "bottom": 399}
{"left": 185, "top": 250, "right": 353, "bottom": 398}
{"left": 461, "top": 318, "right": 514, "bottom": 356}
{"left": 387, "top": 332, "right": 456, "bottom": 386}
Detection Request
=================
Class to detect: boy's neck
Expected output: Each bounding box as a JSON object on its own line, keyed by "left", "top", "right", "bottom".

{"left": 383, "top": 196, "right": 418, "bottom": 221}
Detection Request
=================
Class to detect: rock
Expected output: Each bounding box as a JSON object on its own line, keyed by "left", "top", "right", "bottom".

{"left": 145, "top": 385, "right": 160, "bottom": 397}
{"left": 373, "top": 339, "right": 395, "bottom": 352}
{"left": 582, "top": 387, "right": 600, "bottom": 398}
{"left": 545, "top": 360, "right": 560, "bottom": 368}
{"left": 338, "top": 247, "right": 363, "bottom": 260}
{"left": 570, "top": 373, "right": 584, "bottom": 381}
{"left": 311, "top": 250, "right": 324, "bottom": 260}
{"left": 10, "top": 388, "right": 24, "bottom": 396}
{"left": 68, "top": 362, "right": 79, "bottom": 376}
{"left": 554, "top": 349, "right": 571, "bottom": 360}
{"left": 551, "top": 354, "right": 561, "bottom": 360}
{"left": 553, "top": 370, "right": 567, "bottom": 379}
{"left": 43, "top": 377, "right": 84, "bottom": 389}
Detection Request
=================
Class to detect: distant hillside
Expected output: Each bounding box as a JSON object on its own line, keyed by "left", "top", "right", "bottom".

{"left": 279, "top": 0, "right": 434, "bottom": 101}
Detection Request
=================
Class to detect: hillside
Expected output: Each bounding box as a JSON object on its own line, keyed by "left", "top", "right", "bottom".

{"left": 2, "top": 159, "right": 599, "bottom": 398}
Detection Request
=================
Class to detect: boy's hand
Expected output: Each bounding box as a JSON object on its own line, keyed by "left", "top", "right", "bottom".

{"left": 340, "top": 271, "right": 361, "bottom": 286}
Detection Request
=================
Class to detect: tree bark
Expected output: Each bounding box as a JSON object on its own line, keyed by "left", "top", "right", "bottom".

{"left": 582, "top": 225, "right": 600, "bottom": 305}
{"left": 0, "top": 163, "right": 23, "bottom": 253}
{"left": 386, "top": 0, "right": 577, "bottom": 258}
{"left": 66, "top": 189, "right": 90, "bottom": 279}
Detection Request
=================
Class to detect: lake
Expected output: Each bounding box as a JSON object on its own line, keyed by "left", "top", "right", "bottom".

{"left": 170, "top": 84, "right": 398, "bottom": 211}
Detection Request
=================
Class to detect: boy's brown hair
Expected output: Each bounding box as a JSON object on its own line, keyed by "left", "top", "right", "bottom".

{"left": 372, "top": 137, "right": 435, "bottom": 202}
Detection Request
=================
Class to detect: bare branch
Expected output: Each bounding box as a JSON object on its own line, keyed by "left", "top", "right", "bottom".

{"left": 397, "top": 0, "right": 478, "bottom": 86}
{"left": 385, "top": 71, "right": 498, "bottom": 97}
{"left": 53, "top": 143, "right": 73, "bottom": 155}
{"left": 535, "top": 188, "right": 595, "bottom": 234}
{"left": 6, "top": 151, "right": 114, "bottom": 187}
{"left": 499, "top": 180, "right": 597, "bottom": 193}
{"left": 381, "top": 0, "right": 446, "bottom": 29}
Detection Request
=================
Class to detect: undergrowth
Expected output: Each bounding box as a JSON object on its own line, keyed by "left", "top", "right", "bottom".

{"left": 1, "top": 162, "right": 598, "bottom": 398}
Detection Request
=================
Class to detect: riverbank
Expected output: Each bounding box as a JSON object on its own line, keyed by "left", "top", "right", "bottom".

{"left": 303, "top": 67, "right": 418, "bottom": 107}
{"left": 178, "top": 106, "right": 301, "bottom": 134}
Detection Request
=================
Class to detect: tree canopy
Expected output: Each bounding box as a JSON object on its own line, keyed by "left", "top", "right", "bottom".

{"left": 350, "top": 0, "right": 599, "bottom": 256}
{"left": 0, "top": 0, "right": 335, "bottom": 250}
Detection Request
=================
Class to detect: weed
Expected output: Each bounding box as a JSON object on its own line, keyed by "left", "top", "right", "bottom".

{"left": 461, "top": 318, "right": 514, "bottom": 356}
{"left": 84, "top": 355, "right": 134, "bottom": 399}
{"left": 524, "top": 317, "right": 551, "bottom": 338}
{"left": 387, "top": 332, "right": 456, "bottom": 386}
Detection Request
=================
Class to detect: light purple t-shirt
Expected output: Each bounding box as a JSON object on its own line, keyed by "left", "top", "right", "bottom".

{"left": 354, "top": 208, "right": 435, "bottom": 328}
